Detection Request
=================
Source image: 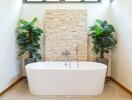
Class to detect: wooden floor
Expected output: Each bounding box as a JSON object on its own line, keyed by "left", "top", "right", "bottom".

{"left": 0, "top": 79, "right": 132, "bottom": 100}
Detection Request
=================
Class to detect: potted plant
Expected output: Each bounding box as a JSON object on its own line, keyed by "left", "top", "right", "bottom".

{"left": 89, "top": 19, "right": 117, "bottom": 65}
{"left": 17, "top": 18, "right": 43, "bottom": 65}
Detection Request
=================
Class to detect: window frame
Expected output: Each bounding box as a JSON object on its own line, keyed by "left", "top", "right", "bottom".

{"left": 23, "top": 0, "right": 101, "bottom": 4}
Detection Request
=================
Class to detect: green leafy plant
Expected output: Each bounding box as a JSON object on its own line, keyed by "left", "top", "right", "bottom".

{"left": 17, "top": 18, "right": 43, "bottom": 60}
{"left": 89, "top": 19, "right": 117, "bottom": 58}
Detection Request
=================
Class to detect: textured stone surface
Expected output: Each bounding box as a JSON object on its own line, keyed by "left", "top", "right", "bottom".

{"left": 45, "top": 9, "right": 88, "bottom": 61}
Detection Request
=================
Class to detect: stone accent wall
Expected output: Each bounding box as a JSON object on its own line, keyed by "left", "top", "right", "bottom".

{"left": 45, "top": 9, "right": 88, "bottom": 61}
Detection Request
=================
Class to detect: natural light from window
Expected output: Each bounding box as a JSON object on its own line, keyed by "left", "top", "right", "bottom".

{"left": 25, "top": 0, "right": 100, "bottom": 3}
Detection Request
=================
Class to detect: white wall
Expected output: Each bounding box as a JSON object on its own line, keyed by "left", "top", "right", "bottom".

{"left": 110, "top": 0, "right": 132, "bottom": 91}
{"left": 0, "top": 0, "right": 22, "bottom": 93}
{"left": 21, "top": 0, "right": 112, "bottom": 76}
{"left": 0, "top": 0, "right": 131, "bottom": 93}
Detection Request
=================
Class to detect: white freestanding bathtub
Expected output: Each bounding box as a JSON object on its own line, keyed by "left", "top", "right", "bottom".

{"left": 26, "top": 62, "right": 107, "bottom": 96}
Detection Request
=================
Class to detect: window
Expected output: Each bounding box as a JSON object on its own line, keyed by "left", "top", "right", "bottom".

{"left": 23, "top": 0, "right": 101, "bottom": 3}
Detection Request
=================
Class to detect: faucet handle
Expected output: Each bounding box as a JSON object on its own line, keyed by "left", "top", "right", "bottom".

{"left": 76, "top": 44, "right": 81, "bottom": 48}
{"left": 62, "top": 50, "right": 70, "bottom": 56}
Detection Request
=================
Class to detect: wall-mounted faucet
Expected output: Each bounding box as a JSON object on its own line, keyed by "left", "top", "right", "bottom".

{"left": 62, "top": 50, "right": 70, "bottom": 57}
{"left": 110, "top": 0, "right": 114, "bottom": 3}
{"left": 62, "top": 50, "right": 71, "bottom": 68}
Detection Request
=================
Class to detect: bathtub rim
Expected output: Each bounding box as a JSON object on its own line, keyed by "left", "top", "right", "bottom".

{"left": 26, "top": 61, "right": 107, "bottom": 70}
